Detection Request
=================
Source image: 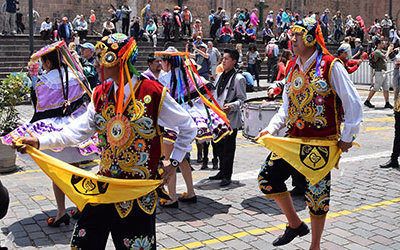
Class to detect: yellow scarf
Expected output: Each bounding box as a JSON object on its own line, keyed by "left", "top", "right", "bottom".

{"left": 257, "top": 135, "right": 344, "bottom": 185}
{"left": 23, "top": 145, "right": 161, "bottom": 211}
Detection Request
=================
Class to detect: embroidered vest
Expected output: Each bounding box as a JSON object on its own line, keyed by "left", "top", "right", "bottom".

{"left": 92, "top": 79, "right": 166, "bottom": 217}
{"left": 285, "top": 55, "right": 343, "bottom": 138}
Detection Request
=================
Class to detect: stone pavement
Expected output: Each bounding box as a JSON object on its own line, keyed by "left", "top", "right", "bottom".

{"left": 1, "top": 84, "right": 400, "bottom": 249}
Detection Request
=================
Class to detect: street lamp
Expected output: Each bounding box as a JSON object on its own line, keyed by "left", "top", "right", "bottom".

{"left": 28, "top": 0, "right": 34, "bottom": 55}
{"left": 389, "top": 0, "right": 393, "bottom": 18}
{"left": 258, "top": 0, "right": 266, "bottom": 29}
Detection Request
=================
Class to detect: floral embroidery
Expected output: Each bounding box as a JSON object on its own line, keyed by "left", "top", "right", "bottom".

{"left": 123, "top": 235, "right": 155, "bottom": 250}
{"left": 78, "top": 229, "right": 86, "bottom": 237}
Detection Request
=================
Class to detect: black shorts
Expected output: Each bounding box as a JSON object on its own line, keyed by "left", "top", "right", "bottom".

{"left": 71, "top": 201, "right": 156, "bottom": 250}
{"left": 258, "top": 153, "right": 331, "bottom": 216}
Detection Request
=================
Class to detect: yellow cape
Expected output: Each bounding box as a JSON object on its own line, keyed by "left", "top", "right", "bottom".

{"left": 24, "top": 145, "right": 161, "bottom": 211}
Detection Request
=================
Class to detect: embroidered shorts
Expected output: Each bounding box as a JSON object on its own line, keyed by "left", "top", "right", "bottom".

{"left": 258, "top": 153, "right": 331, "bottom": 216}
{"left": 71, "top": 202, "right": 156, "bottom": 250}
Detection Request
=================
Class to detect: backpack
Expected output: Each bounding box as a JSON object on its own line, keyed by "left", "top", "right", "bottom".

{"left": 368, "top": 52, "right": 377, "bottom": 69}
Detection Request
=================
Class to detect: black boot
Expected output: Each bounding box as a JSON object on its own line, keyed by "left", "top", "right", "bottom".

{"left": 272, "top": 222, "right": 310, "bottom": 246}
{"left": 380, "top": 158, "right": 399, "bottom": 168}
{"left": 201, "top": 158, "right": 209, "bottom": 170}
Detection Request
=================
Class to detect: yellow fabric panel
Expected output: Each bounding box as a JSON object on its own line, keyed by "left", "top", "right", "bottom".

{"left": 257, "top": 135, "right": 342, "bottom": 185}
{"left": 24, "top": 145, "right": 161, "bottom": 211}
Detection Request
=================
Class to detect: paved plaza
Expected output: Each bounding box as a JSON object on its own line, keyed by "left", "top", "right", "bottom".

{"left": 0, "top": 84, "right": 399, "bottom": 249}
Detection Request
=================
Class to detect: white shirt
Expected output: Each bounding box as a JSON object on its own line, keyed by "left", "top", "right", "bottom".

{"left": 39, "top": 77, "right": 197, "bottom": 162}
{"left": 40, "top": 21, "right": 52, "bottom": 32}
{"left": 264, "top": 50, "right": 363, "bottom": 143}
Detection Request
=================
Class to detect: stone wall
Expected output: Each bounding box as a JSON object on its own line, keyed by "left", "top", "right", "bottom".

{"left": 20, "top": 0, "right": 399, "bottom": 35}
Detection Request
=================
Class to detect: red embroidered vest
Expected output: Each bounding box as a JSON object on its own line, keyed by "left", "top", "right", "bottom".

{"left": 285, "top": 54, "right": 343, "bottom": 138}
{"left": 92, "top": 79, "right": 165, "bottom": 179}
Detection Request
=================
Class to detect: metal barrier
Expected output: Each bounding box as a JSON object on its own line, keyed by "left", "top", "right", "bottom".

{"left": 350, "top": 61, "right": 395, "bottom": 85}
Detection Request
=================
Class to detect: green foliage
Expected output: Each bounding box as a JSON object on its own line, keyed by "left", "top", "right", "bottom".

{"left": 0, "top": 73, "right": 30, "bottom": 135}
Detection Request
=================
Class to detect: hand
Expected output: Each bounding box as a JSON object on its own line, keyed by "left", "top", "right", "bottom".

{"left": 12, "top": 137, "right": 39, "bottom": 154}
{"left": 222, "top": 104, "right": 231, "bottom": 113}
{"left": 338, "top": 140, "right": 352, "bottom": 153}
{"left": 267, "top": 88, "right": 275, "bottom": 98}
{"left": 255, "top": 130, "right": 269, "bottom": 141}
{"left": 160, "top": 161, "right": 177, "bottom": 185}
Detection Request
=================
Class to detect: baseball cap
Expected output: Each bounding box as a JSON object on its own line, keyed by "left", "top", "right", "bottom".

{"left": 81, "top": 42, "right": 95, "bottom": 51}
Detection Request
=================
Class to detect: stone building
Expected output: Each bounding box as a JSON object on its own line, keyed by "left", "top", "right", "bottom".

{"left": 21, "top": 0, "right": 399, "bottom": 36}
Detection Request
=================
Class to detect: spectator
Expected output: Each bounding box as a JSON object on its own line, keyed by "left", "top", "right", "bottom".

{"left": 108, "top": 7, "right": 118, "bottom": 28}
{"left": 278, "top": 30, "right": 289, "bottom": 49}
{"left": 181, "top": 6, "right": 192, "bottom": 38}
{"left": 338, "top": 36, "right": 352, "bottom": 59}
{"left": 245, "top": 23, "right": 257, "bottom": 43}
{"left": 265, "top": 38, "right": 279, "bottom": 82}
{"left": 232, "top": 8, "right": 241, "bottom": 28}
{"left": 102, "top": 19, "right": 115, "bottom": 36}
{"left": 275, "top": 49, "right": 292, "bottom": 81}
{"left": 235, "top": 43, "right": 244, "bottom": 68}
{"left": 0, "top": 2, "right": 5, "bottom": 35}
{"left": 337, "top": 47, "right": 362, "bottom": 74}
{"left": 161, "top": 9, "right": 172, "bottom": 41}
{"left": 143, "top": 19, "right": 157, "bottom": 47}
{"left": 219, "top": 22, "right": 233, "bottom": 43}
{"left": 211, "top": 48, "right": 247, "bottom": 187}
{"left": 58, "top": 16, "right": 73, "bottom": 44}
{"left": 75, "top": 15, "right": 88, "bottom": 41}
{"left": 381, "top": 14, "right": 393, "bottom": 39}
{"left": 52, "top": 18, "right": 60, "bottom": 41}
{"left": 121, "top": 0, "right": 131, "bottom": 35}
{"left": 320, "top": 9, "right": 330, "bottom": 42}
{"left": 276, "top": 8, "right": 283, "bottom": 35}
{"left": 364, "top": 39, "right": 394, "bottom": 109}
{"left": 332, "top": 11, "right": 344, "bottom": 43}
{"left": 249, "top": 9, "right": 259, "bottom": 31}
{"left": 209, "top": 9, "right": 216, "bottom": 39}
{"left": 207, "top": 41, "right": 221, "bottom": 80}
{"left": 262, "top": 25, "right": 275, "bottom": 44}
{"left": 39, "top": 16, "right": 52, "bottom": 41}
{"left": 192, "top": 19, "right": 203, "bottom": 39}
{"left": 265, "top": 10, "right": 274, "bottom": 29}
{"left": 246, "top": 44, "right": 261, "bottom": 88}
{"left": 4, "top": 0, "right": 18, "bottom": 35}
{"left": 88, "top": 10, "right": 96, "bottom": 35}
{"left": 369, "top": 19, "right": 381, "bottom": 37}
{"left": 195, "top": 43, "right": 211, "bottom": 80}
{"left": 141, "top": 0, "right": 152, "bottom": 29}
{"left": 130, "top": 16, "right": 141, "bottom": 40}
{"left": 210, "top": 7, "right": 223, "bottom": 39}
{"left": 15, "top": 7, "right": 24, "bottom": 34}
{"left": 172, "top": 5, "right": 181, "bottom": 41}
{"left": 234, "top": 23, "right": 246, "bottom": 43}
{"left": 80, "top": 42, "right": 98, "bottom": 89}
{"left": 352, "top": 38, "right": 368, "bottom": 60}
{"left": 193, "top": 35, "right": 204, "bottom": 48}
{"left": 31, "top": 9, "right": 40, "bottom": 34}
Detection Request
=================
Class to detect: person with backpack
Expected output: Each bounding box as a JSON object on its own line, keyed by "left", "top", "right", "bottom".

{"left": 265, "top": 38, "right": 279, "bottom": 82}
{"left": 364, "top": 39, "right": 394, "bottom": 109}
{"left": 181, "top": 6, "right": 192, "bottom": 38}
{"left": 172, "top": 5, "right": 182, "bottom": 41}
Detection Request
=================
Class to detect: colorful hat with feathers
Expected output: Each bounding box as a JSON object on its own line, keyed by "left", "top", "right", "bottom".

{"left": 291, "top": 17, "right": 330, "bottom": 55}
{"left": 95, "top": 33, "right": 139, "bottom": 75}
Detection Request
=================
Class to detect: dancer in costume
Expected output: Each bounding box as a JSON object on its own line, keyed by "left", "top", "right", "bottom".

{"left": 256, "top": 17, "right": 362, "bottom": 249}
{"left": 1, "top": 40, "right": 97, "bottom": 227}
{"left": 14, "top": 33, "right": 196, "bottom": 249}
{"left": 156, "top": 47, "right": 232, "bottom": 206}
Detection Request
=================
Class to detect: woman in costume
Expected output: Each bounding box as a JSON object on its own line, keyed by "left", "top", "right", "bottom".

{"left": 1, "top": 41, "right": 97, "bottom": 227}
{"left": 157, "top": 47, "right": 231, "bottom": 207}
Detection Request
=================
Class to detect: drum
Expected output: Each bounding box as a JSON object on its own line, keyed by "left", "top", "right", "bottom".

{"left": 242, "top": 97, "right": 283, "bottom": 139}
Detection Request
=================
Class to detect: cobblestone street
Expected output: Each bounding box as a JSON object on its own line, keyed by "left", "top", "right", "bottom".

{"left": 1, "top": 85, "right": 399, "bottom": 249}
